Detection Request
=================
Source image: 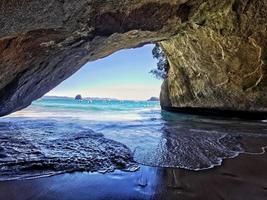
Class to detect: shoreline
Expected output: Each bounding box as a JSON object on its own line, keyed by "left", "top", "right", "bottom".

{"left": 161, "top": 106, "right": 267, "bottom": 120}
{"left": 0, "top": 151, "right": 267, "bottom": 200}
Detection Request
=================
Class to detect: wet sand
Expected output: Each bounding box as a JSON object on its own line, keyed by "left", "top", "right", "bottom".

{"left": 0, "top": 150, "right": 267, "bottom": 200}
{"left": 1, "top": 109, "right": 267, "bottom": 200}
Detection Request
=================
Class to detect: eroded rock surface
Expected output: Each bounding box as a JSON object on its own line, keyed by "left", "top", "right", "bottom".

{"left": 0, "top": 0, "right": 267, "bottom": 115}
{"left": 0, "top": 0, "right": 188, "bottom": 116}
{"left": 160, "top": 0, "right": 267, "bottom": 111}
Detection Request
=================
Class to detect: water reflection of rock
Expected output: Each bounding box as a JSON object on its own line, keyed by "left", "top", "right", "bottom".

{"left": 2, "top": 152, "right": 266, "bottom": 200}
{"left": 140, "top": 111, "right": 267, "bottom": 170}
{"left": 151, "top": 149, "right": 267, "bottom": 200}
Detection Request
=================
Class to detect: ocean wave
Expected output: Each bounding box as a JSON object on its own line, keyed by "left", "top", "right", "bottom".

{"left": 1, "top": 98, "right": 267, "bottom": 180}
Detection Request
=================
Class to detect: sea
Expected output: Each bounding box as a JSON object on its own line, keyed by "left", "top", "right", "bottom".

{"left": 0, "top": 96, "right": 267, "bottom": 180}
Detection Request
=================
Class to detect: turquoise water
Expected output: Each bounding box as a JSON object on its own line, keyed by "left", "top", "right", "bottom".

{"left": 34, "top": 97, "right": 159, "bottom": 112}
{"left": 20, "top": 97, "right": 161, "bottom": 121}
{"left": 0, "top": 97, "right": 267, "bottom": 180}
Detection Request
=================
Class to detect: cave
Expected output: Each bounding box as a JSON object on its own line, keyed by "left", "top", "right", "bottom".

{"left": 45, "top": 44, "right": 162, "bottom": 101}
{"left": 1, "top": 1, "right": 267, "bottom": 199}
{"left": 1, "top": 0, "right": 267, "bottom": 117}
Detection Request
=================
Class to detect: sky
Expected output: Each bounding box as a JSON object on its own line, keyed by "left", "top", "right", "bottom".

{"left": 46, "top": 44, "right": 162, "bottom": 100}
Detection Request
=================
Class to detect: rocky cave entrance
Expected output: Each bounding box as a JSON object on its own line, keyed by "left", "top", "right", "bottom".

{"left": 0, "top": 0, "right": 183, "bottom": 117}
{"left": 0, "top": 44, "right": 173, "bottom": 180}
{"left": 1, "top": 0, "right": 266, "bottom": 117}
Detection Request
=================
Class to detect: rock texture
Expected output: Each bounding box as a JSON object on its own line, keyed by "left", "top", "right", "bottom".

{"left": 0, "top": 0, "right": 267, "bottom": 116}
{"left": 160, "top": 0, "right": 267, "bottom": 112}
{"left": 0, "top": 0, "right": 187, "bottom": 116}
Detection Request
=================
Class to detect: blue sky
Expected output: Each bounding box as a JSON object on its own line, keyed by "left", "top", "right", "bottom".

{"left": 47, "top": 44, "right": 162, "bottom": 100}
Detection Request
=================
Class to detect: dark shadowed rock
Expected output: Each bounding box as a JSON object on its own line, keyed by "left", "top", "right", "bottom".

{"left": 0, "top": 0, "right": 187, "bottom": 116}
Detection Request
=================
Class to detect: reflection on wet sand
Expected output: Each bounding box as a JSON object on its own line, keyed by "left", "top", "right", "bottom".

{"left": 0, "top": 150, "right": 267, "bottom": 200}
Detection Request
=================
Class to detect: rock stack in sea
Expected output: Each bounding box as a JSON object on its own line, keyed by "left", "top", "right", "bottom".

{"left": 75, "top": 95, "right": 82, "bottom": 100}
{"left": 148, "top": 97, "right": 159, "bottom": 101}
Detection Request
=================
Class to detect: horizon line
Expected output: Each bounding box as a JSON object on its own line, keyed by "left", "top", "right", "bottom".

{"left": 43, "top": 95, "right": 160, "bottom": 101}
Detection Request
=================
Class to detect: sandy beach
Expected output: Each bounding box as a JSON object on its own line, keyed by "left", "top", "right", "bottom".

{"left": 0, "top": 148, "right": 266, "bottom": 200}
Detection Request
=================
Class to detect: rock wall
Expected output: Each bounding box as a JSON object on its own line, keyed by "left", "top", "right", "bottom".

{"left": 160, "top": 0, "right": 267, "bottom": 112}
{"left": 0, "top": 0, "right": 187, "bottom": 116}
{"left": 0, "top": 0, "right": 267, "bottom": 116}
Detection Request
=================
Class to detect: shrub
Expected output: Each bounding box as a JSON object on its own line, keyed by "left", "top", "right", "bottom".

{"left": 150, "top": 44, "right": 169, "bottom": 79}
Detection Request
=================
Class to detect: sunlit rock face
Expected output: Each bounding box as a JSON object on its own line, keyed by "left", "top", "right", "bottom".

{"left": 160, "top": 0, "right": 267, "bottom": 112}
{"left": 0, "top": 0, "right": 267, "bottom": 116}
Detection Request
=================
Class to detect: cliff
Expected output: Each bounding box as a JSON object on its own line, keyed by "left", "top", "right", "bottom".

{"left": 0, "top": 0, "right": 267, "bottom": 116}
{"left": 160, "top": 0, "right": 267, "bottom": 113}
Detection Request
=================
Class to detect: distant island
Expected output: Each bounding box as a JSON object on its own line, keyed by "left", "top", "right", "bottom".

{"left": 75, "top": 94, "right": 82, "bottom": 100}
{"left": 74, "top": 95, "right": 119, "bottom": 101}
{"left": 147, "top": 97, "right": 159, "bottom": 101}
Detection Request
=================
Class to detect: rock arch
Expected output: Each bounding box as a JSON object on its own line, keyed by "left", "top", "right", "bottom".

{"left": 0, "top": 0, "right": 267, "bottom": 116}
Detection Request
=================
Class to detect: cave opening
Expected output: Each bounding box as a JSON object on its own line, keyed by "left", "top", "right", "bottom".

{"left": 0, "top": 44, "right": 175, "bottom": 180}
{"left": 6, "top": 43, "right": 169, "bottom": 123}
{"left": 46, "top": 44, "right": 163, "bottom": 102}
